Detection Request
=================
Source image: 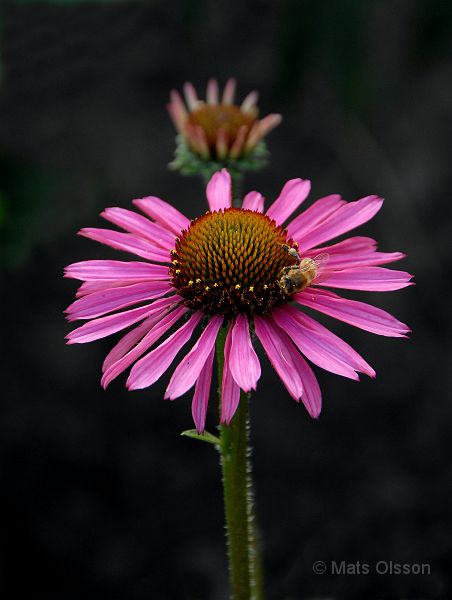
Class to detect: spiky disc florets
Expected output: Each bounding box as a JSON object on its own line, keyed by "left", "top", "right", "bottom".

{"left": 169, "top": 208, "right": 297, "bottom": 316}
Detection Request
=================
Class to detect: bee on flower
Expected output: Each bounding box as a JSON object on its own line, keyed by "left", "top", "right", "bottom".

{"left": 65, "top": 169, "right": 412, "bottom": 433}
{"left": 167, "top": 79, "right": 282, "bottom": 179}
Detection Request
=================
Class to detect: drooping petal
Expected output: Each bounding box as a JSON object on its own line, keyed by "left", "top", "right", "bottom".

{"left": 295, "top": 288, "right": 410, "bottom": 337}
{"left": 297, "top": 195, "right": 384, "bottom": 251}
{"left": 286, "top": 194, "right": 345, "bottom": 241}
{"left": 206, "top": 169, "right": 232, "bottom": 212}
{"left": 165, "top": 316, "right": 223, "bottom": 399}
{"left": 191, "top": 346, "right": 215, "bottom": 433}
{"left": 101, "top": 207, "right": 175, "bottom": 249}
{"left": 66, "top": 296, "right": 177, "bottom": 344}
{"left": 78, "top": 228, "right": 170, "bottom": 262}
{"left": 127, "top": 312, "right": 203, "bottom": 391}
{"left": 228, "top": 314, "right": 261, "bottom": 391}
{"left": 183, "top": 81, "right": 199, "bottom": 110}
{"left": 65, "top": 281, "right": 172, "bottom": 321}
{"left": 65, "top": 260, "right": 169, "bottom": 281}
{"left": 242, "top": 191, "right": 264, "bottom": 212}
{"left": 102, "top": 305, "right": 188, "bottom": 388}
{"left": 168, "top": 90, "right": 188, "bottom": 132}
{"left": 221, "top": 324, "right": 241, "bottom": 425}
{"left": 272, "top": 305, "right": 375, "bottom": 379}
{"left": 308, "top": 236, "right": 405, "bottom": 270}
{"left": 318, "top": 266, "right": 413, "bottom": 291}
{"left": 100, "top": 296, "right": 182, "bottom": 372}
{"left": 284, "top": 342, "right": 322, "bottom": 418}
{"left": 132, "top": 196, "right": 190, "bottom": 236}
{"left": 254, "top": 315, "right": 304, "bottom": 402}
{"left": 266, "top": 178, "right": 311, "bottom": 225}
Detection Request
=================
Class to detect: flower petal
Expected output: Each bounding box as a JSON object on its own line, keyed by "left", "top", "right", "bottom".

{"left": 66, "top": 296, "right": 177, "bottom": 344}
{"left": 242, "top": 191, "right": 264, "bottom": 212}
{"left": 165, "top": 316, "right": 223, "bottom": 399}
{"left": 65, "top": 260, "right": 169, "bottom": 281}
{"left": 272, "top": 305, "right": 375, "bottom": 379}
{"left": 222, "top": 78, "right": 236, "bottom": 104}
{"left": 286, "top": 194, "right": 345, "bottom": 241}
{"left": 266, "top": 178, "right": 311, "bottom": 225}
{"left": 221, "top": 325, "right": 241, "bottom": 425}
{"left": 254, "top": 315, "right": 304, "bottom": 402}
{"left": 228, "top": 314, "right": 261, "bottom": 391}
{"left": 132, "top": 196, "right": 190, "bottom": 236}
{"left": 127, "top": 312, "right": 203, "bottom": 391}
{"left": 65, "top": 281, "right": 172, "bottom": 321}
{"left": 191, "top": 346, "right": 215, "bottom": 433}
{"left": 102, "top": 305, "right": 188, "bottom": 388}
{"left": 206, "top": 78, "right": 219, "bottom": 104}
{"left": 101, "top": 296, "right": 182, "bottom": 372}
{"left": 297, "top": 195, "right": 384, "bottom": 251}
{"left": 79, "top": 228, "right": 170, "bottom": 262}
{"left": 206, "top": 169, "right": 232, "bottom": 212}
{"left": 295, "top": 288, "right": 410, "bottom": 337}
{"left": 318, "top": 266, "right": 413, "bottom": 291}
{"left": 101, "top": 207, "right": 175, "bottom": 249}
{"left": 285, "top": 343, "right": 322, "bottom": 418}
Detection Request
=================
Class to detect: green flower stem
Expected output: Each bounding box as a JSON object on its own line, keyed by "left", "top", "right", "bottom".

{"left": 216, "top": 326, "right": 264, "bottom": 600}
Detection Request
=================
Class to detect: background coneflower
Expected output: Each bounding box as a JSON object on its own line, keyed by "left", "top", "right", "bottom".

{"left": 168, "top": 79, "right": 282, "bottom": 182}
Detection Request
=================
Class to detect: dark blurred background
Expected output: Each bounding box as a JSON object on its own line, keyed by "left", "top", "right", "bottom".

{"left": 0, "top": 1, "right": 451, "bottom": 598}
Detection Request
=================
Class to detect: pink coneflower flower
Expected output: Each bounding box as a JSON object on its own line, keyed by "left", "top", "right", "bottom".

{"left": 65, "top": 169, "right": 412, "bottom": 432}
{"left": 168, "top": 78, "right": 281, "bottom": 163}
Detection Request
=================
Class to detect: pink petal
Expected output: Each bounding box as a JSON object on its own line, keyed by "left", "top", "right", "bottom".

{"left": 165, "top": 316, "right": 223, "bottom": 399}
{"left": 79, "top": 228, "right": 170, "bottom": 262}
{"left": 254, "top": 315, "right": 304, "bottom": 402}
{"left": 272, "top": 305, "right": 375, "bottom": 379}
{"left": 221, "top": 325, "right": 241, "bottom": 425}
{"left": 241, "top": 90, "right": 258, "bottom": 112}
{"left": 65, "top": 260, "right": 169, "bottom": 281}
{"left": 206, "top": 169, "right": 232, "bottom": 212}
{"left": 295, "top": 288, "right": 410, "bottom": 337}
{"left": 132, "top": 196, "right": 190, "bottom": 236}
{"left": 102, "top": 305, "right": 188, "bottom": 388}
{"left": 297, "top": 195, "right": 384, "bottom": 251}
{"left": 308, "top": 236, "right": 405, "bottom": 269}
{"left": 228, "top": 314, "right": 261, "bottom": 391}
{"left": 101, "top": 207, "right": 175, "bottom": 249}
{"left": 312, "top": 236, "right": 377, "bottom": 255}
{"left": 318, "top": 266, "right": 413, "bottom": 291}
{"left": 287, "top": 194, "right": 345, "bottom": 241}
{"left": 266, "top": 178, "right": 311, "bottom": 225}
{"left": 206, "top": 78, "right": 219, "bottom": 104}
{"left": 127, "top": 312, "right": 203, "bottom": 391}
{"left": 183, "top": 81, "right": 199, "bottom": 110}
{"left": 191, "top": 346, "right": 215, "bottom": 433}
{"left": 242, "top": 191, "right": 264, "bottom": 212}
{"left": 66, "top": 296, "right": 176, "bottom": 344}
{"left": 76, "top": 280, "right": 135, "bottom": 298}
{"left": 65, "top": 281, "right": 172, "bottom": 321}
{"left": 168, "top": 90, "right": 188, "bottom": 132}
{"left": 222, "top": 78, "right": 236, "bottom": 104}
{"left": 101, "top": 296, "right": 181, "bottom": 371}
{"left": 284, "top": 343, "right": 322, "bottom": 418}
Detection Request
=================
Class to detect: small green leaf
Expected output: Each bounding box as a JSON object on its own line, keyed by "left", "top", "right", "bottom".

{"left": 181, "top": 429, "right": 221, "bottom": 447}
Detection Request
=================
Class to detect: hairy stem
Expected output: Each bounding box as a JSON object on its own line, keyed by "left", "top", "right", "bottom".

{"left": 216, "top": 326, "right": 264, "bottom": 600}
